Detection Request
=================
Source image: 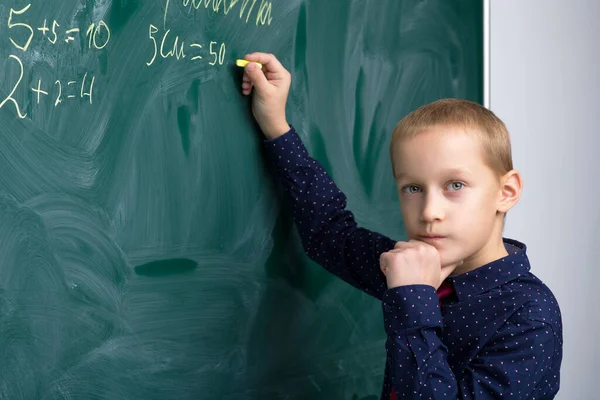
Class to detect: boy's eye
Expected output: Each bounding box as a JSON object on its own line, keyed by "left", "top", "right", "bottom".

{"left": 402, "top": 185, "right": 421, "bottom": 194}
{"left": 447, "top": 181, "right": 465, "bottom": 191}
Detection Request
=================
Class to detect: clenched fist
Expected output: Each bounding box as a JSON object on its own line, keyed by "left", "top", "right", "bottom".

{"left": 380, "top": 240, "right": 458, "bottom": 290}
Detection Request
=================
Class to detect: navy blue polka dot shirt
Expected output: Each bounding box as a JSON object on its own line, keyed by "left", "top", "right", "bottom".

{"left": 264, "top": 127, "right": 563, "bottom": 399}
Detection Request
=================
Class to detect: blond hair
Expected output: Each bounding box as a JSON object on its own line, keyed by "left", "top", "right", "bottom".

{"left": 390, "top": 99, "right": 513, "bottom": 179}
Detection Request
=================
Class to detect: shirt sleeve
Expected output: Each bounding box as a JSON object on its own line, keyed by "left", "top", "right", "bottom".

{"left": 263, "top": 126, "right": 396, "bottom": 300}
{"left": 383, "top": 291, "right": 557, "bottom": 399}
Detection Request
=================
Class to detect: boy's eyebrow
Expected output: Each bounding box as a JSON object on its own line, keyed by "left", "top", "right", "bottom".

{"left": 395, "top": 167, "right": 473, "bottom": 181}
{"left": 442, "top": 167, "right": 473, "bottom": 176}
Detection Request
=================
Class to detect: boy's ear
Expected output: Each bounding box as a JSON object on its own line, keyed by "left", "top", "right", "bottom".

{"left": 497, "top": 169, "right": 522, "bottom": 213}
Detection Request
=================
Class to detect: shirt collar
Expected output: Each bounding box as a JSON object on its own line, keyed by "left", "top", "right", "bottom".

{"left": 447, "top": 238, "right": 531, "bottom": 302}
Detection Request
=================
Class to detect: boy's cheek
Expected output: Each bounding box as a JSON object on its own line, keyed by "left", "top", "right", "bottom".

{"left": 399, "top": 209, "right": 420, "bottom": 233}
{"left": 403, "top": 227, "right": 420, "bottom": 241}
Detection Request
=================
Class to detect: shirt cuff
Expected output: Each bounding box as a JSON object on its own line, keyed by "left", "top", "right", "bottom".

{"left": 263, "top": 126, "right": 311, "bottom": 173}
{"left": 382, "top": 285, "right": 443, "bottom": 335}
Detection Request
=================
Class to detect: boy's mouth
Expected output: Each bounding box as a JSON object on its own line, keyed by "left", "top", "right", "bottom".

{"left": 419, "top": 235, "right": 447, "bottom": 243}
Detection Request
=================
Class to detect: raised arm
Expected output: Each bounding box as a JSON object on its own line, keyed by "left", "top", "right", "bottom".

{"left": 241, "top": 52, "right": 396, "bottom": 299}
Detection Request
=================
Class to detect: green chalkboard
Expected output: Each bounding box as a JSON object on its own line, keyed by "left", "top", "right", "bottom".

{"left": 0, "top": 0, "right": 483, "bottom": 398}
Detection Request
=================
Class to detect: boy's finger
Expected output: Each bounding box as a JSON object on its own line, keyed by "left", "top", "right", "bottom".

{"left": 395, "top": 240, "right": 424, "bottom": 251}
{"left": 408, "top": 239, "right": 433, "bottom": 246}
{"left": 440, "top": 265, "right": 454, "bottom": 280}
{"left": 244, "top": 52, "right": 287, "bottom": 75}
{"left": 244, "top": 63, "right": 269, "bottom": 91}
{"left": 265, "top": 72, "right": 283, "bottom": 80}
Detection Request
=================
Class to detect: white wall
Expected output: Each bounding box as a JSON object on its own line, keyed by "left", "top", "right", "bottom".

{"left": 490, "top": 1, "right": 600, "bottom": 398}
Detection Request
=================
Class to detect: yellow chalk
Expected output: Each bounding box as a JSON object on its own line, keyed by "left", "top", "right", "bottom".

{"left": 236, "top": 59, "right": 263, "bottom": 69}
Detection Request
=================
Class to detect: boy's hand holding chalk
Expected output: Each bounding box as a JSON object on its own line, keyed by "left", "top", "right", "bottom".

{"left": 239, "top": 53, "right": 290, "bottom": 140}
{"left": 236, "top": 59, "right": 262, "bottom": 69}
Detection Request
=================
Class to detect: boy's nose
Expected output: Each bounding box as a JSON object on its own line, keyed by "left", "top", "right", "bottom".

{"left": 420, "top": 194, "right": 445, "bottom": 222}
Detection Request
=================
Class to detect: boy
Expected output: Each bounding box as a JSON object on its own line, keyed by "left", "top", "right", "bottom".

{"left": 240, "top": 52, "right": 562, "bottom": 399}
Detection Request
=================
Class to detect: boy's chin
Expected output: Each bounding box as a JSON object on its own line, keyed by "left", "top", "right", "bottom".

{"left": 439, "top": 252, "right": 463, "bottom": 271}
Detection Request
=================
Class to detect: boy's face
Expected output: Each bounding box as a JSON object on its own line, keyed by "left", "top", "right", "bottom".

{"left": 393, "top": 125, "right": 505, "bottom": 270}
